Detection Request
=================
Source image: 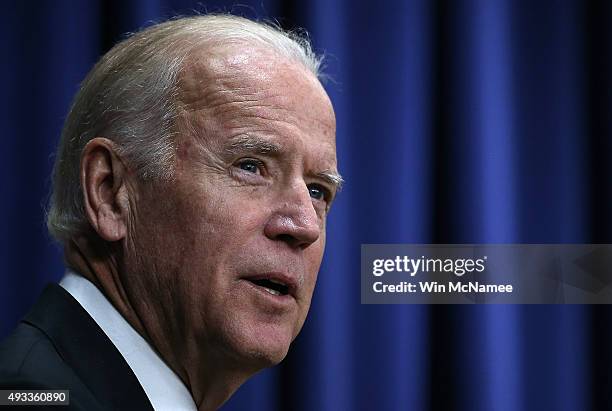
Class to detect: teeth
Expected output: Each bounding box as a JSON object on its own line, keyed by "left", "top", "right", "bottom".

{"left": 268, "top": 279, "right": 286, "bottom": 286}
{"left": 263, "top": 286, "right": 281, "bottom": 296}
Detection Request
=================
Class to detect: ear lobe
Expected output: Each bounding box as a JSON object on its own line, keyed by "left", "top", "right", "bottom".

{"left": 81, "top": 138, "right": 129, "bottom": 242}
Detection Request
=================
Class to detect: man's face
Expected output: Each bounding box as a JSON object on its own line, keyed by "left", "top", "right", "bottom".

{"left": 124, "top": 46, "right": 337, "bottom": 370}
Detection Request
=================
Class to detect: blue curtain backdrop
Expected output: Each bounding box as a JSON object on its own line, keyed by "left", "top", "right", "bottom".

{"left": 1, "top": 0, "right": 611, "bottom": 410}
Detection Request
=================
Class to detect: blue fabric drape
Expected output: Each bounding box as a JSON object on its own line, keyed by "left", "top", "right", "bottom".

{"left": 1, "top": 1, "right": 611, "bottom": 410}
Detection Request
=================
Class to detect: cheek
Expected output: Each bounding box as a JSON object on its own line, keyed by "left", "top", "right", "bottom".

{"left": 171, "top": 184, "right": 248, "bottom": 235}
{"left": 168, "top": 189, "right": 272, "bottom": 282}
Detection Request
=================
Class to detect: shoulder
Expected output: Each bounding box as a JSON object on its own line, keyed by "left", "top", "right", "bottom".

{"left": 0, "top": 284, "right": 154, "bottom": 410}
{"left": 0, "top": 318, "right": 103, "bottom": 410}
{"left": 1, "top": 322, "right": 65, "bottom": 384}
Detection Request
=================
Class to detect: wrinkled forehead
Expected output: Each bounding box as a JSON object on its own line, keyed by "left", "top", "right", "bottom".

{"left": 178, "top": 45, "right": 275, "bottom": 104}
{"left": 181, "top": 44, "right": 282, "bottom": 90}
{"left": 176, "top": 44, "right": 336, "bottom": 140}
{"left": 179, "top": 45, "right": 336, "bottom": 161}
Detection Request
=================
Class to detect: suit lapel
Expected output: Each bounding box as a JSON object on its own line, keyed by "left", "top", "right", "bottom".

{"left": 23, "top": 284, "right": 154, "bottom": 410}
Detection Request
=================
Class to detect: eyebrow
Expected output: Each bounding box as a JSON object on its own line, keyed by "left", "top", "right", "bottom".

{"left": 315, "top": 170, "right": 344, "bottom": 193}
{"left": 225, "top": 134, "right": 281, "bottom": 155}
{"left": 225, "top": 134, "right": 344, "bottom": 192}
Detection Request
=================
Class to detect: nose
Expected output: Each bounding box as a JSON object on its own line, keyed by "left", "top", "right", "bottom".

{"left": 264, "top": 183, "right": 321, "bottom": 249}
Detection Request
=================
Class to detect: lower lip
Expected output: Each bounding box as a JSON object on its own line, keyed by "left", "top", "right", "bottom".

{"left": 240, "top": 279, "right": 295, "bottom": 308}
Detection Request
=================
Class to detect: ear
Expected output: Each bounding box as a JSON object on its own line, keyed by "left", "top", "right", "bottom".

{"left": 80, "top": 137, "right": 131, "bottom": 242}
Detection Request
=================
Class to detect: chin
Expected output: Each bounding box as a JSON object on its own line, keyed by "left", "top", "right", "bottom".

{"left": 245, "top": 343, "right": 290, "bottom": 368}
{"left": 223, "top": 321, "right": 295, "bottom": 370}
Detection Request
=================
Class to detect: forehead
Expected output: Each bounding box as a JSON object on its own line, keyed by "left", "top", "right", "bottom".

{"left": 176, "top": 44, "right": 337, "bottom": 166}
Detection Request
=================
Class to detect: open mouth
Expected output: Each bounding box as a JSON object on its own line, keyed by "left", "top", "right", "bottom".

{"left": 249, "top": 278, "right": 290, "bottom": 296}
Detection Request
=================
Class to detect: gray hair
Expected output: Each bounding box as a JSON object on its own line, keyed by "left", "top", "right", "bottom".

{"left": 46, "top": 14, "right": 324, "bottom": 243}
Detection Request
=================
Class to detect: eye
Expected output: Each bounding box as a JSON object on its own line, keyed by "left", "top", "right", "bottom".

{"left": 308, "top": 184, "right": 329, "bottom": 202}
{"left": 235, "top": 159, "right": 264, "bottom": 175}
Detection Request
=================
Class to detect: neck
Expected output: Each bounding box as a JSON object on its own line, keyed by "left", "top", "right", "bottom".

{"left": 65, "top": 237, "right": 147, "bottom": 337}
{"left": 64, "top": 236, "right": 255, "bottom": 410}
{"left": 187, "top": 360, "right": 255, "bottom": 411}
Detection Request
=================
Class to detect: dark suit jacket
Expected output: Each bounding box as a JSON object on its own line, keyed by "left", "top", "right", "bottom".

{"left": 0, "top": 284, "right": 154, "bottom": 410}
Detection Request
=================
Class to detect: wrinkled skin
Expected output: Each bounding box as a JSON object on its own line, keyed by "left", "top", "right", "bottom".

{"left": 69, "top": 44, "right": 338, "bottom": 410}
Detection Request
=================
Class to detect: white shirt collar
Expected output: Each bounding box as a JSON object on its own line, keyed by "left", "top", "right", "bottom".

{"left": 59, "top": 270, "right": 198, "bottom": 411}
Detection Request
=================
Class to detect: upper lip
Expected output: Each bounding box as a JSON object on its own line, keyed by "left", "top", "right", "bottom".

{"left": 241, "top": 272, "right": 298, "bottom": 298}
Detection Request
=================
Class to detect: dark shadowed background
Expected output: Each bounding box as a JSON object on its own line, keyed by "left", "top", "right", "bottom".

{"left": 1, "top": 1, "right": 611, "bottom": 410}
